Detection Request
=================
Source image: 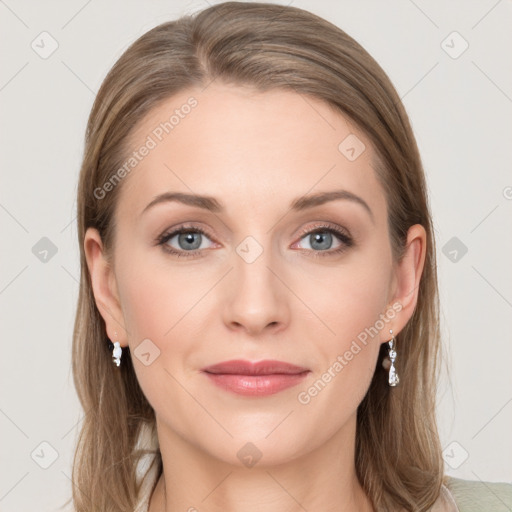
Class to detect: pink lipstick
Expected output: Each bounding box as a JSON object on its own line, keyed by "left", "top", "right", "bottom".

{"left": 201, "top": 359, "right": 310, "bottom": 397}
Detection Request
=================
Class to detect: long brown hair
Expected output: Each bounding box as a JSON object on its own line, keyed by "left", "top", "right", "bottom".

{"left": 68, "top": 2, "right": 444, "bottom": 510}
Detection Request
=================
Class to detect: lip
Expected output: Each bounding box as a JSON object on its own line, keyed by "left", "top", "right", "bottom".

{"left": 201, "top": 359, "right": 310, "bottom": 397}
{"left": 202, "top": 359, "right": 309, "bottom": 375}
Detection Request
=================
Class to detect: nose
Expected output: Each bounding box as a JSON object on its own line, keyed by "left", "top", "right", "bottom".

{"left": 221, "top": 243, "right": 290, "bottom": 337}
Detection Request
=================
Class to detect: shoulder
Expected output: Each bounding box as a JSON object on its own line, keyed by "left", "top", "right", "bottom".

{"left": 443, "top": 475, "right": 512, "bottom": 511}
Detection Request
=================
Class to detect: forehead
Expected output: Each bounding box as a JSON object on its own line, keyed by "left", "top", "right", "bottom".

{"left": 116, "top": 82, "right": 386, "bottom": 223}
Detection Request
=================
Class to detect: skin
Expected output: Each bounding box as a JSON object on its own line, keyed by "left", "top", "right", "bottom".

{"left": 85, "top": 82, "right": 426, "bottom": 512}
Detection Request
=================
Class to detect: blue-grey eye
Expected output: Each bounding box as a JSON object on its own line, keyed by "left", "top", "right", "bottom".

{"left": 309, "top": 232, "right": 333, "bottom": 250}
{"left": 176, "top": 232, "right": 203, "bottom": 250}
{"left": 159, "top": 228, "right": 214, "bottom": 253}
{"left": 299, "top": 230, "right": 342, "bottom": 251}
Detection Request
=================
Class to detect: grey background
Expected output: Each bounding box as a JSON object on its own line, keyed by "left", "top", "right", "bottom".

{"left": 1, "top": 0, "right": 511, "bottom": 510}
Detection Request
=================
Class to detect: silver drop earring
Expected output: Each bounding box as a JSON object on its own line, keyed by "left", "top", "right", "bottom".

{"left": 111, "top": 331, "right": 122, "bottom": 367}
{"left": 386, "top": 329, "right": 399, "bottom": 386}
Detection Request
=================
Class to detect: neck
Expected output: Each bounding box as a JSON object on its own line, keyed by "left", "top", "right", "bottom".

{"left": 148, "top": 415, "right": 374, "bottom": 512}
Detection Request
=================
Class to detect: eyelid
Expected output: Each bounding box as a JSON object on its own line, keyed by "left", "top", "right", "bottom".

{"left": 155, "top": 223, "right": 218, "bottom": 247}
{"left": 295, "top": 221, "right": 351, "bottom": 241}
{"left": 291, "top": 222, "right": 353, "bottom": 253}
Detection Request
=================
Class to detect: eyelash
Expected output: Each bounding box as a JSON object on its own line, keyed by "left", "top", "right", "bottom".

{"left": 156, "top": 223, "right": 354, "bottom": 259}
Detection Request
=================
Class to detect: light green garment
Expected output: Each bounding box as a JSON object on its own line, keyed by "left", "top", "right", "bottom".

{"left": 445, "top": 476, "right": 512, "bottom": 511}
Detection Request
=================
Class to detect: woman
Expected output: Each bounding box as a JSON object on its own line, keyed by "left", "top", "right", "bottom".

{"left": 69, "top": 2, "right": 512, "bottom": 511}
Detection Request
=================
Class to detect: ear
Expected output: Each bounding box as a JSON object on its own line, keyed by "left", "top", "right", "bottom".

{"left": 384, "top": 223, "right": 427, "bottom": 339}
{"left": 83, "top": 227, "right": 128, "bottom": 347}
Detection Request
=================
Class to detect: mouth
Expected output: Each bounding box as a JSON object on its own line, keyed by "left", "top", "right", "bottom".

{"left": 201, "top": 359, "right": 311, "bottom": 397}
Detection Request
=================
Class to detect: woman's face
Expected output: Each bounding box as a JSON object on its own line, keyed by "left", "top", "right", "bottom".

{"left": 86, "top": 82, "right": 424, "bottom": 467}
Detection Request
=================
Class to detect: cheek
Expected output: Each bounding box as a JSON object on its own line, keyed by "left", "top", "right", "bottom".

{"left": 117, "top": 268, "right": 168, "bottom": 340}
{"left": 301, "top": 246, "right": 392, "bottom": 396}
{"left": 114, "top": 250, "right": 202, "bottom": 411}
{"left": 314, "top": 279, "right": 387, "bottom": 382}
{"left": 115, "top": 245, "right": 200, "bottom": 340}
{"left": 309, "top": 243, "right": 392, "bottom": 343}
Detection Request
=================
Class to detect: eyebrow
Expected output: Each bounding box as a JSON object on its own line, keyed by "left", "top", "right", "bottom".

{"left": 141, "top": 189, "right": 374, "bottom": 223}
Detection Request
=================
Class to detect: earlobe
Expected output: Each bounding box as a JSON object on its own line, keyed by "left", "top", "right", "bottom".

{"left": 83, "top": 227, "right": 127, "bottom": 346}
